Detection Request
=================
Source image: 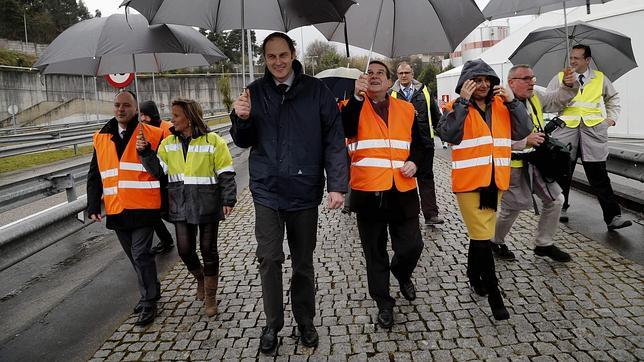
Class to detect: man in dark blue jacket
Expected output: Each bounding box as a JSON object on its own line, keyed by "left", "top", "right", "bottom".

{"left": 230, "top": 32, "right": 347, "bottom": 354}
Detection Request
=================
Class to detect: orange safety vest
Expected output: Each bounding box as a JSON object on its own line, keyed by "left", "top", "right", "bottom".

{"left": 347, "top": 96, "right": 417, "bottom": 192}
{"left": 447, "top": 96, "right": 512, "bottom": 193}
{"left": 93, "top": 122, "right": 163, "bottom": 215}
{"left": 159, "top": 120, "right": 173, "bottom": 138}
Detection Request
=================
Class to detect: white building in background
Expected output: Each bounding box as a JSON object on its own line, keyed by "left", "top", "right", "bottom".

{"left": 442, "top": 21, "right": 510, "bottom": 69}
{"left": 437, "top": 0, "right": 644, "bottom": 138}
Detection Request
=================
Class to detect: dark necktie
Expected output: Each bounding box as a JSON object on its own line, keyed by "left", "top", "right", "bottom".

{"left": 578, "top": 74, "right": 585, "bottom": 93}
{"left": 404, "top": 88, "right": 412, "bottom": 101}
{"left": 120, "top": 130, "right": 126, "bottom": 139}
{"left": 277, "top": 83, "right": 288, "bottom": 95}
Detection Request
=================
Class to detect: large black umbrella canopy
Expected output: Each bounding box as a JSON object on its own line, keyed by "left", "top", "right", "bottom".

{"left": 314, "top": 0, "right": 486, "bottom": 58}
{"left": 482, "top": 0, "right": 613, "bottom": 20}
{"left": 509, "top": 21, "right": 637, "bottom": 86}
{"left": 34, "top": 14, "right": 227, "bottom": 75}
{"left": 120, "top": 0, "right": 356, "bottom": 32}
{"left": 315, "top": 67, "right": 362, "bottom": 100}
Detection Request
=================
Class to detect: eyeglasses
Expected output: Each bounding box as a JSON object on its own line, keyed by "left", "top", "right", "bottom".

{"left": 510, "top": 76, "right": 537, "bottom": 82}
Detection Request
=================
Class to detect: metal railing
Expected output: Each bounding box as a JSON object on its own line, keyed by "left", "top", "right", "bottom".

{"left": 0, "top": 119, "right": 107, "bottom": 136}
{"left": 0, "top": 113, "right": 229, "bottom": 158}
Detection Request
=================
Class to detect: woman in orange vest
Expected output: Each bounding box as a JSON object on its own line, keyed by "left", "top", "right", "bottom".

{"left": 436, "top": 59, "right": 532, "bottom": 321}
{"left": 341, "top": 61, "right": 424, "bottom": 329}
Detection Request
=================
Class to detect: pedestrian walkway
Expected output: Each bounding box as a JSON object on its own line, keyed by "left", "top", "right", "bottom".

{"left": 90, "top": 157, "right": 643, "bottom": 361}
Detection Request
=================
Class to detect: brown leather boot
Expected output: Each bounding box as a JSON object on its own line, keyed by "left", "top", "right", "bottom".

{"left": 204, "top": 275, "right": 218, "bottom": 317}
{"left": 189, "top": 268, "right": 205, "bottom": 301}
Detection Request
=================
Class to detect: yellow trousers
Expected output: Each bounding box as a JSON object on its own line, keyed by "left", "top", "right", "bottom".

{"left": 455, "top": 191, "right": 502, "bottom": 240}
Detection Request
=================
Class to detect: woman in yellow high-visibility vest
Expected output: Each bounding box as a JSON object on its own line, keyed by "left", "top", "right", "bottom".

{"left": 138, "top": 98, "right": 237, "bottom": 318}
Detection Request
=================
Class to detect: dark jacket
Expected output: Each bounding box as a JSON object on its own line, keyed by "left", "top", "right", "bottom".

{"left": 389, "top": 79, "right": 442, "bottom": 148}
{"left": 341, "top": 94, "right": 422, "bottom": 220}
{"left": 230, "top": 59, "right": 348, "bottom": 211}
{"left": 86, "top": 116, "right": 163, "bottom": 230}
{"left": 436, "top": 59, "right": 533, "bottom": 145}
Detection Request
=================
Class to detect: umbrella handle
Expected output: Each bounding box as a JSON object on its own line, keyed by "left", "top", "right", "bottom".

{"left": 364, "top": 0, "right": 385, "bottom": 74}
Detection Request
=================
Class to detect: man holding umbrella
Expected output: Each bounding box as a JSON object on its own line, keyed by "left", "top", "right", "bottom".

{"left": 87, "top": 91, "right": 165, "bottom": 326}
{"left": 390, "top": 61, "right": 443, "bottom": 226}
{"left": 342, "top": 60, "right": 424, "bottom": 329}
{"left": 546, "top": 44, "right": 632, "bottom": 230}
{"left": 231, "top": 32, "right": 347, "bottom": 354}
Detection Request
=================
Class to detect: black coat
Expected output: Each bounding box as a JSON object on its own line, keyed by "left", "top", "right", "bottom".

{"left": 230, "top": 60, "right": 348, "bottom": 211}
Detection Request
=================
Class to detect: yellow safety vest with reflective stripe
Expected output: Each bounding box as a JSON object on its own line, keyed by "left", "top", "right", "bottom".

{"left": 391, "top": 85, "right": 434, "bottom": 138}
{"left": 511, "top": 95, "right": 544, "bottom": 168}
{"left": 157, "top": 132, "right": 234, "bottom": 185}
{"left": 558, "top": 70, "right": 604, "bottom": 128}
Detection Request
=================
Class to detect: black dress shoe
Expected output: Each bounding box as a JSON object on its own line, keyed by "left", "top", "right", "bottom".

{"left": 151, "top": 242, "right": 174, "bottom": 254}
{"left": 534, "top": 245, "right": 572, "bottom": 262}
{"left": 377, "top": 308, "right": 394, "bottom": 329}
{"left": 134, "top": 305, "right": 156, "bottom": 326}
{"left": 400, "top": 280, "right": 416, "bottom": 301}
{"left": 259, "top": 327, "right": 280, "bottom": 354}
{"left": 469, "top": 281, "right": 488, "bottom": 297}
{"left": 298, "top": 324, "right": 319, "bottom": 348}
{"left": 491, "top": 243, "right": 516, "bottom": 260}
{"left": 133, "top": 300, "right": 144, "bottom": 314}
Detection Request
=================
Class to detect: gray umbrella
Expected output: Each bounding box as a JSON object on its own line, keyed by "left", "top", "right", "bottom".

{"left": 120, "top": 0, "right": 357, "bottom": 85}
{"left": 482, "top": 0, "right": 613, "bottom": 20}
{"left": 34, "top": 14, "right": 227, "bottom": 121}
{"left": 33, "top": 14, "right": 226, "bottom": 75}
{"left": 509, "top": 21, "right": 637, "bottom": 86}
{"left": 314, "top": 0, "right": 485, "bottom": 61}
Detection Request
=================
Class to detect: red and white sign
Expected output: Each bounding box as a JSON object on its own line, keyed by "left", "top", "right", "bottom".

{"left": 441, "top": 94, "right": 450, "bottom": 103}
{"left": 105, "top": 73, "right": 135, "bottom": 89}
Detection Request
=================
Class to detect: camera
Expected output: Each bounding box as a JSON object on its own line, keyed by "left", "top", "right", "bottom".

{"left": 543, "top": 116, "right": 566, "bottom": 135}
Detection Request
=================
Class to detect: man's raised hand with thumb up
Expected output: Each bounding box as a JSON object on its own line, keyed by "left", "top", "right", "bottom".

{"left": 136, "top": 125, "right": 148, "bottom": 151}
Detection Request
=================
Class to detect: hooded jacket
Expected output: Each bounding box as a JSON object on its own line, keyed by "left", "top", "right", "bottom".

{"left": 230, "top": 59, "right": 348, "bottom": 211}
{"left": 436, "top": 59, "right": 532, "bottom": 146}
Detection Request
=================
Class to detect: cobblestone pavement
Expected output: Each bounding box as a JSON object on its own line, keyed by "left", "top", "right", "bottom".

{"left": 91, "top": 157, "right": 643, "bottom": 361}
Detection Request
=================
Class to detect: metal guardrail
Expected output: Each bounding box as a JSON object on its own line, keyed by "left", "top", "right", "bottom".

{"left": 0, "top": 113, "right": 229, "bottom": 158}
{"left": 0, "top": 123, "right": 106, "bottom": 144}
{"left": 606, "top": 147, "right": 643, "bottom": 183}
{"left": 0, "top": 125, "right": 234, "bottom": 272}
{"left": 0, "top": 119, "right": 107, "bottom": 136}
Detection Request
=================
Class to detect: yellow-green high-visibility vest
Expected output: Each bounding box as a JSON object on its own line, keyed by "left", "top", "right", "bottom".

{"left": 511, "top": 95, "right": 545, "bottom": 168}
{"left": 558, "top": 70, "right": 605, "bottom": 128}
{"left": 157, "top": 132, "right": 234, "bottom": 185}
{"left": 391, "top": 85, "right": 434, "bottom": 138}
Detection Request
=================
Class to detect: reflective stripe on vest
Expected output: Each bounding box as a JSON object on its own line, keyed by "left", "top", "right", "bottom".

{"left": 93, "top": 122, "right": 163, "bottom": 215}
{"left": 157, "top": 132, "right": 234, "bottom": 186}
{"left": 447, "top": 96, "right": 512, "bottom": 192}
{"left": 558, "top": 70, "right": 604, "bottom": 128}
{"left": 391, "top": 85, "right": 434, "bottom": 138}
{"left": 349, "top": 96, "right": 417, "bottom": 192}
{"left": 512, "top": 94, "right": 544, "bottom": 168}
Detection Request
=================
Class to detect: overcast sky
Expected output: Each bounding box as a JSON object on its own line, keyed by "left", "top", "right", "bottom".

{"left": 81, "top": 0, "right": 529, "bottom": 59}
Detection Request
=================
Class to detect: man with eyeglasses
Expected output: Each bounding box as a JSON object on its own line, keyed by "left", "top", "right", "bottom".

{"left": 546, "top": 44, "right": 632, "bottom": 231}
{"left": 491, "top": 64, "right": 578, "bottom": 263}
{"left": 389, "top": 62, "right": 443, "bottom": 226}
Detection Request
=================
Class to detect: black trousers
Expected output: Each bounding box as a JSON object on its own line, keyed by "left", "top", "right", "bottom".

{"left": 356, "top": 213, "right": 423, "bottom": 310}
{"left": 254, "top": 203, "right": 318, "bottom": 330}
{"left": 175, "top": 222, "right": 220, "bottom": 276}
{"left": 417, "top": 148, "right": 439, "bottom": 218}
{"left": 559, "top": 159, "right": 621, "bottom": 223}
{"left": 115, "top": 226, "right": 160, "bottom": 307}
{"left": 153, "top": 218, "right": 174, "bottom": 245}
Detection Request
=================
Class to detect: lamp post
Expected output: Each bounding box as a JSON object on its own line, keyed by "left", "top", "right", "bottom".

{"left": 307, "top": 55, "right": 318, "bottom": 76}
{"left": 23, "top": 8, "right": 28, "bottom": 44}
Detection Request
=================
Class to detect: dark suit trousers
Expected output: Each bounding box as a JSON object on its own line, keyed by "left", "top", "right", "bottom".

{"left": 356, "top": 213, "right": 423, "bottom": 310}
{"left": 254, "top": 203, "right": 318, "bottom": 329}
{"left": 115, "top": 226, "right": 160, "bottom": 307}
{"left": 560, "top": 159, "right": 621, "bottom": 223}
{"left": 417, "top": 147, "right": 439, "bottom": 218}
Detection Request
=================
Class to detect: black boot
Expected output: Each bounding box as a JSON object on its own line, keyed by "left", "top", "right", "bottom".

{"left": 478, "top": 240, "right": 510, "bottom": 321}
{"left": 467, "top": 240, "right": 488, "bottom": 296}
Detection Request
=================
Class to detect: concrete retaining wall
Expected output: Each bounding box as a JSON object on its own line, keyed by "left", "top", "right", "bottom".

{"left": 0, "top": 68, "right": 247, "bottom": 124}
